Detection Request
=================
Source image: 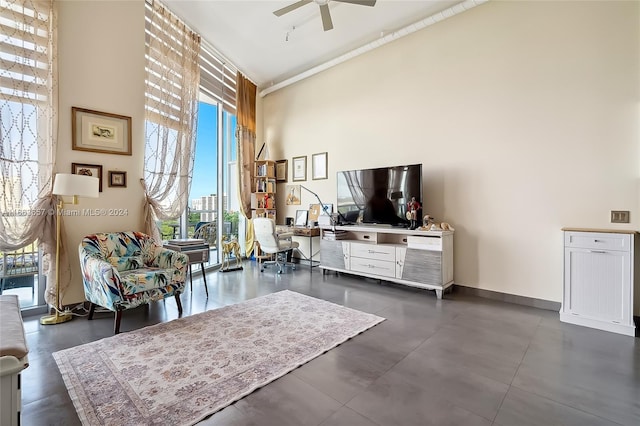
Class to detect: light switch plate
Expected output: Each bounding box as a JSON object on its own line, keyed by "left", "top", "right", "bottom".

{"left": 611, "top": 210, "right": 630, "bottom": 223}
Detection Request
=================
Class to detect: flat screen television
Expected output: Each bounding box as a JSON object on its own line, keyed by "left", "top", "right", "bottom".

{"left": 336, "top": 164, "right": 422, "bottom": 226}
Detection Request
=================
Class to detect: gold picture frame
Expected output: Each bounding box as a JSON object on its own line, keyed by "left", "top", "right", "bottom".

{"left": 276, "top": 159, "right": 288, "bottom": 182}
{"left": 312, "top": 152, "right": 328, "bottom": 180}
{"left": 292, "top": 156, "right": 307, "bottom": 182}
{"left": 72, "top": 107, "right": 132, "bottom": 155}
{"left": 72, "top": 162, "right": 103, "bottom": 192}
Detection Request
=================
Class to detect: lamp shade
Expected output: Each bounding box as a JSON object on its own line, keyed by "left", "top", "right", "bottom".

{"left": 52, "top": 173, "right": 99, "bottom": 198}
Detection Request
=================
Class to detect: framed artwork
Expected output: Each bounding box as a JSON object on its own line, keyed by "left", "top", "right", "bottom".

{"left": 108, "top": 171, "right": 127, "bottom": 188}
{"left": 72, "top": 162, "right": 103, "bottom": 192}
{"left": 295, "top": 209, "right": 308, "bottom": 227}
{"left": 276, "top": 159, "right": 288, "bottom": 182}
{"left": 312, "top": 152, "right": 328, "bottom": 180}
{"left": 72, "top": 107, "right": 132, "bottom": 155}
{"left": 292, "top": 156, "right": 307, "bottom": 182}
{"left": 285, "top": 185, "right": 301, "bottom": 205}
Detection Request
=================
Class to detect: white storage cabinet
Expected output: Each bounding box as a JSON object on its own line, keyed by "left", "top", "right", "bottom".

{"left": 561, "top": 229, "right": 637, "bottom": 336}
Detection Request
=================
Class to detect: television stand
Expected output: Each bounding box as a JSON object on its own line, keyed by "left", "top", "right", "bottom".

{"left": 319, "top": 225, "right": 454, "bottom": 298}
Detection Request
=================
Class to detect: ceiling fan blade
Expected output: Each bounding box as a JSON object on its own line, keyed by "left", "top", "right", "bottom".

{"left": 273, "top": 0, "right": 312, "bottom": 17}
{"left": 332, "top": 0, "right": 377, "bottom": 7}
{"left": 319, "top": 4, "right": 333, "bottom": 31}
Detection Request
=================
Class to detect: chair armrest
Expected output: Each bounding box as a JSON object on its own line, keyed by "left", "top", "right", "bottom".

{"left": 277, "top": 232, "right": 294, "bottom": 239}
{"left": 148, "top": 246, "right": 188, "bottom": 273}
{"left": 78, "top": 248, "right": 124, "bottom": 311}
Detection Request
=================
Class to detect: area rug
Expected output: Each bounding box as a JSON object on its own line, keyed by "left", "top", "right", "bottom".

{"left": 53, "top": 290, "right": 385, "bottom": 425}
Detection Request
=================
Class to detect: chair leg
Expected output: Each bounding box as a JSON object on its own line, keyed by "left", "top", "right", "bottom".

{"left": 200, "top": 263, "right": 208, "bottom": 298}
{"left": 88, "top": 303, "right": 96, "bottom": 320}
{"left": 114, "top": 310, "right": 122, "bottom": 334}
{"left": 175, "top": 293, "right": 183, "bottom": 317}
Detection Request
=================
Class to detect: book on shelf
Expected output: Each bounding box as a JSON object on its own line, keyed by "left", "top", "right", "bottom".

{"left": 265, "top": 179, "right": 276, "bottom": 193}
{"left": 256, "top": 163, "right": 274, "bottom": 177}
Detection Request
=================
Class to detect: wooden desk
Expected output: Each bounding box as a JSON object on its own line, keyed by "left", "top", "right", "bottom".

{"left": 278, "top": 227, "right": 321, "bottom": 271}
{"left": 293, "top": 227, "right": 320, "bottom": 237}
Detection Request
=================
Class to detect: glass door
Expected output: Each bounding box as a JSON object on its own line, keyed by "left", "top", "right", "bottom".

{"left": 0, "top": 241, "right": 45, "bottom": 309}
{"left": 189, "top": 101, "right": 220, "bottom": 265}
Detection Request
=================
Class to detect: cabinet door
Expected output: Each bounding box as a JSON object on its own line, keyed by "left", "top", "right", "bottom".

{"left": 320, "top": 240, "right": 349, "bottom": 269}
{"left": 564, "top": 247, "right": 631, "bottom": 324}
{"left": 396, "top": 247, "right": 442, "bottom": 285}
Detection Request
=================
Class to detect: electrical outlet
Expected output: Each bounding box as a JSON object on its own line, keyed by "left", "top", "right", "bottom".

{"left": 611, "top": 210, "right": 630, "bottom": 224}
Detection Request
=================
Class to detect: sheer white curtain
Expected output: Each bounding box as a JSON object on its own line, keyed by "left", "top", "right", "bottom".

{"left": 0, "top": 0, "right": 60, "bottom": 305}
{"left": 142, "top": 0, "right": 200, "bottom": 241}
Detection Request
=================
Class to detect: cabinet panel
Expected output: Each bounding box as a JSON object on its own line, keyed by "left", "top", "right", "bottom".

{"left": 400, "top": 248, "right": 442, "bottom": 285}
{"left": 565, "top": 248, "right": 627, "bottom": 323}
{"left": 320, "top": 240, "right": 349, "bottom": 270}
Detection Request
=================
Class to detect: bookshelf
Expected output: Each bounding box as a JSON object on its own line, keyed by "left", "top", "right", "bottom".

{"left": 252, "top": 159, "right": 277, "bottom": 263}
{"left": 252, "top": 160, "right": 277, "bottom": 221}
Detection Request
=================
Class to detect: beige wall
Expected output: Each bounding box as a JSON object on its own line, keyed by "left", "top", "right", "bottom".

{"left": 261, "top": 1, "right": 640, "bottom": 307}
{"left": 58, "top": 1, "right": 146, "bottom": 305}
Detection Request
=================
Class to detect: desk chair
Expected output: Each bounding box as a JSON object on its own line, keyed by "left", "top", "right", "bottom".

{"left": 253, "top": 218, "right": 299, "bottom": 274}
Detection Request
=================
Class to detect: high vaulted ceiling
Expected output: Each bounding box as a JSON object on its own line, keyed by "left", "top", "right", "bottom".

{"left": 165, "top": 1, "right": 477, "bottom": 92}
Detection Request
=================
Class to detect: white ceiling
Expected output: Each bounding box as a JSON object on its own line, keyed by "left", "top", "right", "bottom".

{"left": 165, "top": 0, "right": 467, "bottom": 90}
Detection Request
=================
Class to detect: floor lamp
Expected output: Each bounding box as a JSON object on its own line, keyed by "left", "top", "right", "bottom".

{"left": 40, "top": 173, "right": 99, "bottom": 325}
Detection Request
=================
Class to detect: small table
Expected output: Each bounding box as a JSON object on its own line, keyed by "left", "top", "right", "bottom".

{"left": 163, "top": 240, "right": 210, "bottom": 297}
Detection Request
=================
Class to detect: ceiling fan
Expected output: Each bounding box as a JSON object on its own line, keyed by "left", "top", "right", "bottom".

{"left": 273, "top": 0, "right": 377, "bottom": 32}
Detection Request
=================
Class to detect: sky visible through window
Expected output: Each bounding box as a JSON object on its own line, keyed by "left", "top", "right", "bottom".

{"left": 191, "top": 102, "right": 218, "bottom": 204}
{"left": 190, "top": 101, "right": 237, "bottom": 207}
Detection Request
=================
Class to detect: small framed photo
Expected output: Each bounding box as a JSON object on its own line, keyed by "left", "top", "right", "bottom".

{"left": 72, "top": 162, "right": 103, "bottom": 192}
{"left": 276, "top": 159, "right": 288, "bottom": 182}
{"left": 295, "top": 209, "right": 308, "bottom": 227}
{"left": 108, "top": 171, "right": 127, "bottom": 188}
{"left": 292, "top": 156, "right": 307, "bottom": 182}
{"left": 72, "top": 107, "right": 132, "bottom": 155}
{"left": 312, "top": 152, "right": 328, "bottom": 180}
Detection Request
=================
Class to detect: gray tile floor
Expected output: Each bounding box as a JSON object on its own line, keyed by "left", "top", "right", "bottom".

{"left": 20, "top": 261, "right": 640, "bottom": 425}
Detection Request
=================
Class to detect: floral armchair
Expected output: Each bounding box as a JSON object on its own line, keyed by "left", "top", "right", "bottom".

{"left": 79, "top": 231, "right": 188, "bottom": 334}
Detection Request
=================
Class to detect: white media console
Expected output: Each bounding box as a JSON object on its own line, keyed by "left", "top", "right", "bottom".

{"left": 319, "top": 225, "right": 454, "bottom": 298}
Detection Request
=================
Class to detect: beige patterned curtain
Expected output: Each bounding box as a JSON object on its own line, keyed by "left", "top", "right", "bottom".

{"left": 236, "top": 73, "right": 256, "bottom": 253}
{"left": 142, "top": 0, "right": 200, "bottom": 242}
{"left": 0, "top": 0, "right": 61, "bottom": 306}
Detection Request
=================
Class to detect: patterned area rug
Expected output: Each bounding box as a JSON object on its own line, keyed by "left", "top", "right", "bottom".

{"left": 53, "top": 290, "right": 385, "bottom": 425}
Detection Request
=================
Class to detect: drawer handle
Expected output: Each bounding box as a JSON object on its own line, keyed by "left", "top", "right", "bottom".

{"left": 367, "top": 250, "right": 387, "bottom": 255}
{"left": 590, "top": 250, "right": 606, "bottom": 254}
{"left": 593, "top": 239, "right": 605, "bottom": 243}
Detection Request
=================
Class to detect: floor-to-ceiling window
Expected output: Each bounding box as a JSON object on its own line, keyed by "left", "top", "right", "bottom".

{"left": 159, "top": 99, "right": 239, "bottom": 267}
{"left": 1, "top": 0, "right": 54, "bottom": 310}
{"left": 158, "top": 39, "right": 241, "bottom": 267}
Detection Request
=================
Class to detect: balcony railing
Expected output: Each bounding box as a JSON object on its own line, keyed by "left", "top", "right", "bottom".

{"left": 0, "top": 243, "right": 40, "bottom": 305}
